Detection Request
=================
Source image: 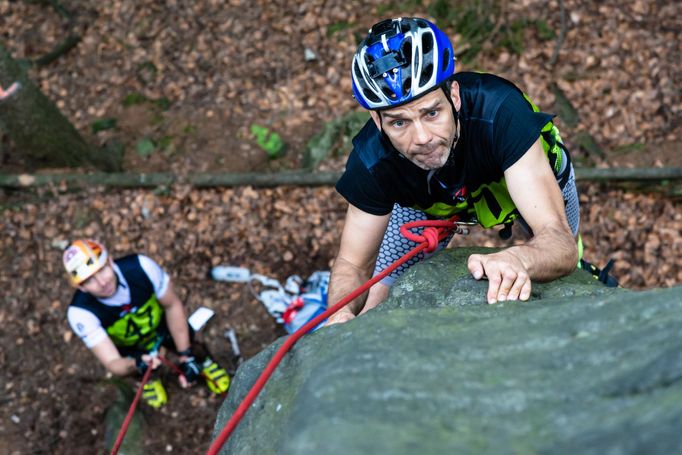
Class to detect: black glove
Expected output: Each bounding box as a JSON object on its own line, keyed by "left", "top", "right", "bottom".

{"left": 180, "top": 357, "right": 201, "bottom": 383}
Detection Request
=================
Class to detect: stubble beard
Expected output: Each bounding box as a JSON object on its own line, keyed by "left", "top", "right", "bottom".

{"left": 405, "top": 118, "right": 459, "bottom": 171}
{"left": 408, "top": 139, "right": 451, "bottom": 171}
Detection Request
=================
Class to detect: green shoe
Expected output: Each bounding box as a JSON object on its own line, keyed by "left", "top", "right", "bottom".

{"left": 201, "top": 358, "right": 230, "bottom": 394}
{"left": 142, "top": 379, "right": 167, "bottom": 408}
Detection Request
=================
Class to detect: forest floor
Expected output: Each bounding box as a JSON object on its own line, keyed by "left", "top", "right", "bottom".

{"left": 1, "top": 0, "right": 681, "bottom": 454}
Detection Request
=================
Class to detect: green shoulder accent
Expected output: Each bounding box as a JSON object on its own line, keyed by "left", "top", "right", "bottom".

{"left": 522, "top": 92, "right": 565, "bottom": 174}
{"left": 522, "top": 92, "right": 541, "bottom": 112}
{"left": 106, "top": 296, "right": 164, "bottom": 349}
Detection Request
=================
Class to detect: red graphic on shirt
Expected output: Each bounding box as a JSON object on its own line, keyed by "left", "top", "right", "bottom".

{"left": 119, "top": 304, "right": 135, "bottom": 317}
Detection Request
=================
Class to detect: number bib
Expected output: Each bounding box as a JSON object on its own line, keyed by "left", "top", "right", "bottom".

{"left": 106, "top": 296, "right": 164, "bottom": 350}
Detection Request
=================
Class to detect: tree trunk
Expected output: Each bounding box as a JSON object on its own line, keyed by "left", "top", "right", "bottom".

{"left": 0, "top": 44, "right": 119, "bottom": 171}
{"left": 0, "top": 171, "right": 343, "bottom": 188}
{"left": 0, "top": 168, "right": 680, "bottom": 189}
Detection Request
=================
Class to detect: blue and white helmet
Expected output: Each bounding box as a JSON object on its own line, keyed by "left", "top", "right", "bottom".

{"left": 351, "top": 17, "right": 456, "bottom": 110}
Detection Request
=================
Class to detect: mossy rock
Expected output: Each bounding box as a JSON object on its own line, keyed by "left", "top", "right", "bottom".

{"left": 213, "top": 247, "right": 682, "bottom": 454}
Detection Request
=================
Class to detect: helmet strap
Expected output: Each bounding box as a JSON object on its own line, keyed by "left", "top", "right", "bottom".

{"left": 442, "top": 85, "right": 461, "bottom": 165}
{"left": 375, "top": 110, "right": 396, "bottom": 152}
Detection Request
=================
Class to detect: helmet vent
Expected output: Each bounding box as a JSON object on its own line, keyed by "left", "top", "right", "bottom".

{"left": 442, "top": 48, "right": 451, "bottom": 73}
{"left": 363, "top": 88, "right": 380, "bottom": 103}
{"left": 381, "top": 86, "right": 396, "bottom": 99}
{"left": 402, "top": 77, "right": 412, "bottom": 97}
{"left": 401, "top": 38, "right": 412, "bottom": 65}
{"left": 421, "top": 32, "right": 433, "bottom": 55}
{"left": 420, "top": 64, "right": 433, "bottom": 86}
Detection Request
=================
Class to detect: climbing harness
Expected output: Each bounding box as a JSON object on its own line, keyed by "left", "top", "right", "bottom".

{"left": 205, "top": 215, "right": 461, "bottom": 455}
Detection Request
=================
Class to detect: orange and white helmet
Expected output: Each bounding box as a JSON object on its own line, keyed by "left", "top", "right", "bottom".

{"left": 63, "top": 239, "right": 109, "bottom": 286}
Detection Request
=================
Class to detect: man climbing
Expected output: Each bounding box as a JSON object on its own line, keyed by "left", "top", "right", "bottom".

{"left": 328, "top": 17, "right": 587, "bottom": 325}
{"left": 62, "top": 239, "right": 230, "bottom": 407}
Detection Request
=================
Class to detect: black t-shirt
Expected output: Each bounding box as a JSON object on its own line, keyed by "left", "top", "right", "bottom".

{"left": 336, "top": 72, "right": 555, "bottom": 223}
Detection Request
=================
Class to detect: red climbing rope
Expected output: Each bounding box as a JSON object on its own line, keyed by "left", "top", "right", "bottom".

{"left": 110, "top": 352, "right": 230, "bottom": 454}
{"left": 110, "top": 365, "right": 153, "bottom": 455}
{"left": 108, "top": 356, "right": 183, "bottom": 455}
{"left": 158, "top": 354, "right": 184, "bottom": 376}
{"left": 206, "top": 216, "right": 460, "bottom": 455}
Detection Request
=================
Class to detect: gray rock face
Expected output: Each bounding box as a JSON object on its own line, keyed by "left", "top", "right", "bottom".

{"left": 213, "top": 247, "right": 682, "bottom": 454}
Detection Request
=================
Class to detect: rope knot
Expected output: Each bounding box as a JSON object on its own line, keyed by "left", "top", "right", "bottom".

{"left": 398, "top": 217, "right": 460, "bottom": 253}
{"left": 422, "top": 227, "right": 440, "bottom": 253}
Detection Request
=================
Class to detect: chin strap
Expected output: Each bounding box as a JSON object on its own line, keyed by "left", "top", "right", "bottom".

{"left": 442, "top": 84, "right": 460, "bottom": 155}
